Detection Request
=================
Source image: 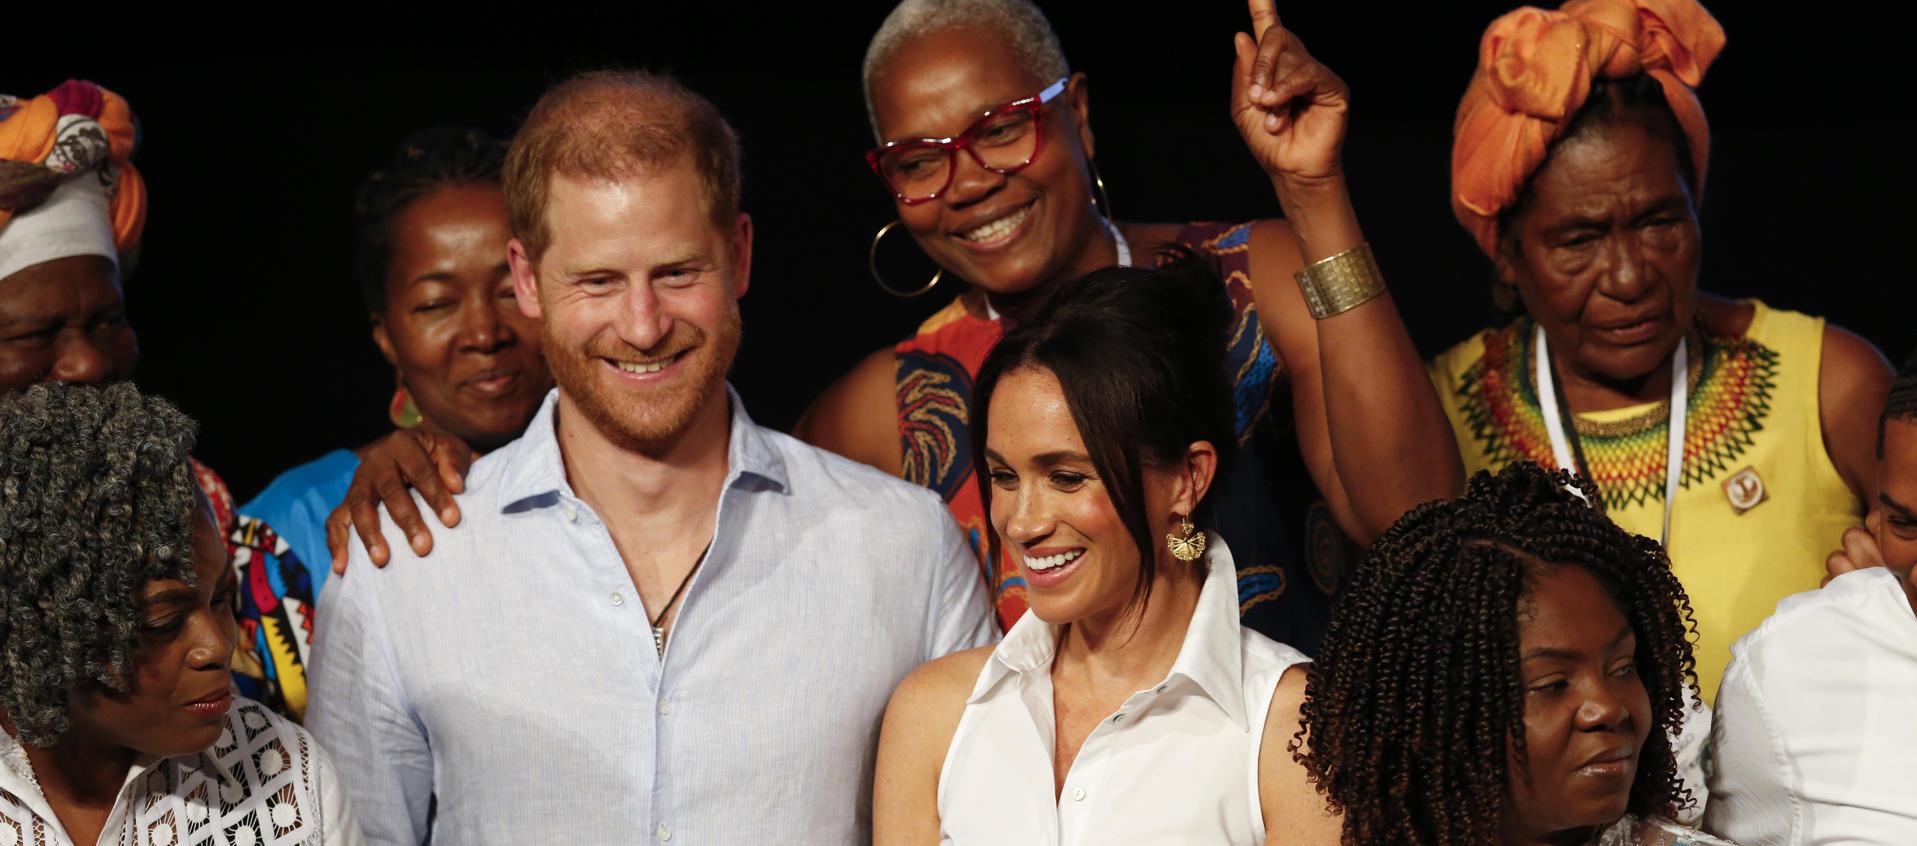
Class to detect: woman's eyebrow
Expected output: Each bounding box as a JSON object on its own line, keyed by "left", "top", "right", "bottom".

{"left": 1521, "top": 623, "right": 1633, "bottom": 661}
{"left": 1030, "top": 450, "right": 1091, "bottom": 467}
{"left": 140, "top": 586, "right": 199, "bottom": 607}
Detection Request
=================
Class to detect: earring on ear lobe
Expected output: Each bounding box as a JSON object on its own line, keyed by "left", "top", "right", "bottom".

{"left": 869, "top": 220, "right": 942, "bottom": 298}
{"left": 1088, "top": 159, "right": 1114, "bottom": 220}
{"left": 1166, "top": 515, "right": 1206, "bottom": 562}
{"left": 389, "top": 385, "right": 422, "bottom": 429}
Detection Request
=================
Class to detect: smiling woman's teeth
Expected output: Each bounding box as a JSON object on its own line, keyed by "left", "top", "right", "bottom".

{"left": 1024, "top": 549, "right": 1083, "bottom": 571}
{"left": 617, "top": 359, "right": 670, "bottom": 375}
{"left": 960, "top": 206, "right": 1030, "bottom": 242}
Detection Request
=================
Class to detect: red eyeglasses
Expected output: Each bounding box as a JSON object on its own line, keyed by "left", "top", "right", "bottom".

{"left": 866, "top": 77, "right": 1069, "bottom": 205}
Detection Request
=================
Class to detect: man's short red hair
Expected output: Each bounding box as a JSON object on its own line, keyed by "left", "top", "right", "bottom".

{"left": 504, "top": 70, "right": 743, "bottom": 262}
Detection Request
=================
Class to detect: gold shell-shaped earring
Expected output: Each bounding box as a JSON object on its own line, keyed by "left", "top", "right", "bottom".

{"left": 1166, "top": 515, "right": 1206, "bottom": 562}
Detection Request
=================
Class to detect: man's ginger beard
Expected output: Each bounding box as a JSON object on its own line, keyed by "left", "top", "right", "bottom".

{"left": 544, "top": 302, "right": 742, "bottom": 458}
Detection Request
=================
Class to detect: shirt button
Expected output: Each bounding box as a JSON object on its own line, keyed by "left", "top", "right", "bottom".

{"left": 611, "top": 592, "right": 624, "bottom": 606}
{"left": 659, "top": 699, "right": 671, "bottom": 715}
{"left": 563, "top": 504, "right": 579, "bottom": 522}
{"left": 1112, "top": 713, "right": 1126, "bottom": 723}
{"left": 1070, "top": 787, "right": 1086, "bottom": 801}
{"left": 656, "top": 823, "right": 671, "bottom": 841}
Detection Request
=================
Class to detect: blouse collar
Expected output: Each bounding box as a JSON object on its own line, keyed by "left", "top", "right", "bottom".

{"left": 973, "top": 532, "right": 1251, "bottom": 730}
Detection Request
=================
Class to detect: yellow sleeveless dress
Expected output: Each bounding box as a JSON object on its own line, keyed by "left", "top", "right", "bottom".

{"left": 1429, "top": 300, "right": 1859, "bottom": 702}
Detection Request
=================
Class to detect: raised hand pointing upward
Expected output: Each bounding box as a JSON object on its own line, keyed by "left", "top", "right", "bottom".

{"left": 1232, "top": 0, "right": 1350, "bottom": 196}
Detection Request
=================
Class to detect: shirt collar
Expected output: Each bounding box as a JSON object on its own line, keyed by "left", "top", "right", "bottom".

{"left": 0, "top": 731, "right": 47, "bottom": 820}
{"left": 0, "top": 728, "right": 174, "bottom": 838}
{"left": 498, "top": 384, "right": 790, "bottom": 510}
{"left": 971, "top": 532, "right": 1250, "bottom": 729}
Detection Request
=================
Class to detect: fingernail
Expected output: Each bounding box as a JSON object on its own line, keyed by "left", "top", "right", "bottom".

{"left": 1248, "top": 84, "right": 1265, "bottom": 100}
{"left": 441, "top": 509, "right": 458, "bottom": 523}
{"left": 1265, "top": 113, "right": 1281, "bottom": 130}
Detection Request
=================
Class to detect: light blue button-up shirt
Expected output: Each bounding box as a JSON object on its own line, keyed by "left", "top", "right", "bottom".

{"left": 306, "top": 388, "right": 994, "bottom": 844}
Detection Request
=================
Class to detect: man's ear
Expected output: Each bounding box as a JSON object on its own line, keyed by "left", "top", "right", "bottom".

{"left": 729, "top": 213, "right": 754, "bottom": 299}
{"left": 508, "top": 237, "right": 543, "bottom": 319}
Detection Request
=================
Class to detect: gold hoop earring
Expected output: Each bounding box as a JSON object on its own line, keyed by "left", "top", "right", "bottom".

{"left": 1088, "top": 159, "right": 1114, "bottom": 220}
{"left": 1166, "top": 515, "right": 1206, "bottom": 562}
{"left": 868, "top": 220, "right": 942, "bottom": 298}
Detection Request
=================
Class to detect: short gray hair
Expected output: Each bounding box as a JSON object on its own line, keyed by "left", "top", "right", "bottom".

{"left": 862, "top": 0, "right": 1071, "bottom": 139}
{"left": 0, "top": 382, "right": 201, "bottom": 747}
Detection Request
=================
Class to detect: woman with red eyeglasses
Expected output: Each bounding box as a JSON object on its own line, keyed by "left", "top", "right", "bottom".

{"left": 796, "top": 0, "right": 1460, "bottom": 650}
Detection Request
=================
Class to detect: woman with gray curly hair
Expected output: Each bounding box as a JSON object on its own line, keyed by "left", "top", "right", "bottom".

{"left": 0, "top": 383, "right": 360, "bottom": 845}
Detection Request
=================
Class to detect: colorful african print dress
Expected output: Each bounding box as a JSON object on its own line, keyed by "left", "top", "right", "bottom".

{"left": 193, "top": 461, "right": 318, "bottom": 721}
{"left": 894, "top": 221, "right": 1340, "bottom": 651}
{"left": 1429, "top": 300, "right": 1858, "bottom": 702}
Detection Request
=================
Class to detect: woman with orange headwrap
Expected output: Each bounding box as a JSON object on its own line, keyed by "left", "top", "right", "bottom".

{"left": 1430, "top": 0, "right": 1892, "bottom": 713}
{"left": 0, "top": 81, "right": 327, "bottom": 721}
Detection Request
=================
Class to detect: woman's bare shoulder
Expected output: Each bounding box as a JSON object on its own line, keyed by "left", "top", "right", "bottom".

{"left": 893, "top": 644, "right": 996, "bottom": 712}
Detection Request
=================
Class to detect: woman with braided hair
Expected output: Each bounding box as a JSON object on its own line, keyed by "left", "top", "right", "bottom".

{"left": 1295, "top": 461, "right": 1732, "bottom": 846}
{"left": 0, "top": 383, "right": 360, "bottom": 845}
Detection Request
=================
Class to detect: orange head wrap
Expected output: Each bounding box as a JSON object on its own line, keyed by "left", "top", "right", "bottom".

{"left": 1449, "top": 0, "right": 1725, "bottom": 257}
{"left": 0, "top": 80, "right": 146, "bottom": 257}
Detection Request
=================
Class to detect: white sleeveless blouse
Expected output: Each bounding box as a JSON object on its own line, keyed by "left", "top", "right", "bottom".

{"left": 0, "top": 697, "right": 356, "bottom": 846}
{"left": 937, "top": 536, "right": 1310, "bottom": 845}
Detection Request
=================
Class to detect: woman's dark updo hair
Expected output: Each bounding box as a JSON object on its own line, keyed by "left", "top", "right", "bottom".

{"left": 0, "top": 382, "right": 201, "bottom": 747}
{"left": 1295, "top": 461, "right": 1701, "bottom": 845}
{"left": 971, "top": 247, "right": 1237, "bottom": 615}
{"left": 353, "top": 127, "right": 507, "bottom": 314}
{"left": 1491, "top": 72, "right": 1700, "bottom": 311}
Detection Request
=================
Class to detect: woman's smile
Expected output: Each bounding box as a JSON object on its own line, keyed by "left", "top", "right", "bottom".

{"left": 1021, "top": 545, "right": 1087, "bottom": 588}
{"left": 952, "top": 200, "right": 1036, "bottom": 249}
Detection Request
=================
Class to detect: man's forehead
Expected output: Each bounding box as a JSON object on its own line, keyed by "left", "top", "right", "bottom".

{"left": 1884, "top": 419, "right": 1917, "bottom": 461}
{"left": 1879, "top": 421, "right": 1917, "bottom": 516}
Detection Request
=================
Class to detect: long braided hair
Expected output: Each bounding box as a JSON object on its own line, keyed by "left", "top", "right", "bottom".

{"left": 1294, "top": 461, "right": 1700, "bottom": 845}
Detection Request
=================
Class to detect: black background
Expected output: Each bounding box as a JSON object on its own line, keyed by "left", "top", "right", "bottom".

{"left": 17, "top": 1, "right": 1915, "bottom": 499}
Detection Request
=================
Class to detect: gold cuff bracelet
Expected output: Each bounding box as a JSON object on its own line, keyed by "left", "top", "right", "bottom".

{"left": 1294, "top": 242, "right": 1386, "bottom": 319}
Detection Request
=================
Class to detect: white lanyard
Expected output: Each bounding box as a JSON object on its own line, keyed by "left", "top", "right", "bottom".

{"left": 1534, "top": 324, "right": 1688, "bottom": 547}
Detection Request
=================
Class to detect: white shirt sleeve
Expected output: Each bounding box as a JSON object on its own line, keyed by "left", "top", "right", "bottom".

{"left": 1706, "top": 569, "right": 1917, "bottom": 846}
{"left": 305, "top": 541, "right": 435, "bottom": 845}
{"left": 1706, "top": 651, "right": 1798, "bottom": 846}
{"left": 923, "top": 499, "right": 997, "bottom": 659}
{"left": 312, "top": 734, "right": 367, "bottom": 845}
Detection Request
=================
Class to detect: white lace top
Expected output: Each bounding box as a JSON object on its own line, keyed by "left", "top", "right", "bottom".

{"left": 1600, "top": 814, "right": 1740, "bottom": 845}
{"left": 0, "top": 698, "right": 359, "bottom": 846}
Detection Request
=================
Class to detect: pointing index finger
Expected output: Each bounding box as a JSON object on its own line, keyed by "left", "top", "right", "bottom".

{"left": 1247, "top": 0, "right": 1282, "bottom": 39}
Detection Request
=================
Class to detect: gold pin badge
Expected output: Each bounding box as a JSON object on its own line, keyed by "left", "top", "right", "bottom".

{"left": 1722, "top": 466, "right": 1768, "bottom": 514}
